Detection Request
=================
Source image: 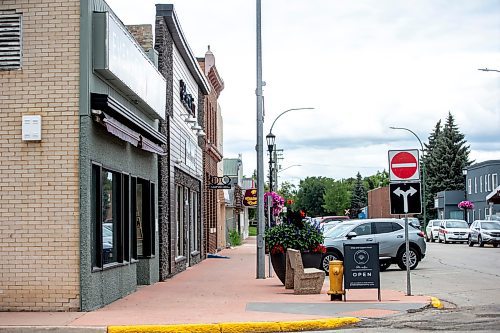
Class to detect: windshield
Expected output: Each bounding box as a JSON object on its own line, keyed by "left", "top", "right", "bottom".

{"left": 324, "top": 223, "right": 353, "bottom": 238}
{"left": 481, "top": 221, "right": 500, "bottom": 230}
{"left": 446, "top": 221, "right": 468, "bottom": 228}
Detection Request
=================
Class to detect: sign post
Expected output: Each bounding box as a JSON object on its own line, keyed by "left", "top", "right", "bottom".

{"left": 388, "top": 149, "right": 422, "bottom": 296}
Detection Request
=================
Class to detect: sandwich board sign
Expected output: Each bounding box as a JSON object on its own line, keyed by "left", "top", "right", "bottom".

{"left": 343, "top": 243, "right": 381, "bottom": 301}
{"left": 388, "top": 149, "right": 420, "bottom": 182}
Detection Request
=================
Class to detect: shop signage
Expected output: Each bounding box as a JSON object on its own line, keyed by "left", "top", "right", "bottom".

{"left": 93, "top": 12, "right": 167, "bottom": 119}
{"left": 180, "top": 80, "right": 196, "bottom": 116}
{"left": 243, "top": 189, "right": 257, "bottom": 206}
{"left": 343, "top": 243, "right": 380, "bottom": 301}
{"left": 208, "top": 175, "right": 232, "bottom": 189}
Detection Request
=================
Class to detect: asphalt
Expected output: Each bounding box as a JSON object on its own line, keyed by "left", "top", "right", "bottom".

{"left": 0, "top": 237, "right": 433, "bottom": 333}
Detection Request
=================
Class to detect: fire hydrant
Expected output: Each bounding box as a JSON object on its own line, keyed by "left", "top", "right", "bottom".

{"left": 327, "top": 260, "right": 344, "bottom": 301}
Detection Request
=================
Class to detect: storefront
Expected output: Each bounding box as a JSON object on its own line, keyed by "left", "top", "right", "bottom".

{"left": 79, "top": 1, "right": 166, "bottom": 310}
{"left": 155, "top": 4, "right": 210, "bottom": 278}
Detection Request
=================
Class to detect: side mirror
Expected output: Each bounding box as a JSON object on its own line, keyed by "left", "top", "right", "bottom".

{"left": 346, "top": 231, "right": 358, "bottom": 239}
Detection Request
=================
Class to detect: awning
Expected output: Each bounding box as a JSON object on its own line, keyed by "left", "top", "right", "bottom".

{"left": 486, "top": 185, "right": 500, "bottom": 204}
{"left": 94, "top": 111, "right": 166, "bottom": 155}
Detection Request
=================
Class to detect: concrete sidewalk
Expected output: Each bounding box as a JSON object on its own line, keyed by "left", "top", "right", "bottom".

{"left": 0, "top": 237, "right": 431, "bottom": 332}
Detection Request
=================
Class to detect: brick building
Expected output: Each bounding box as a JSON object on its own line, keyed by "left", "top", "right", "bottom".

{"left": 0, "top": 0, "right": 167, "bottom": 311}
{"left": 197, "top": 47, "right": 225, "bottom": 254}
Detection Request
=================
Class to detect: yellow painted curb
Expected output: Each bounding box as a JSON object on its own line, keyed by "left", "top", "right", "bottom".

{"left": 430, "top": 296, "right": 443, "bottom": 309}
{"left": 107, "top": 317, "right": 361, "bottom": 333}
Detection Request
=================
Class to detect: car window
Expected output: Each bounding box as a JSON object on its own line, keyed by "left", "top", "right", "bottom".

{"left": 391, "top": 222, "right": 403, "bottom": 231}
{"left": 446, "top": 221, "right": 468, "bottom": 228}
{"left": 352, "top": 223, "right": 372, "bottom": 236}
{"left": 433, "top": 221, "right": 440, "bottom": 226}
{"left": 374, "top": 222, "right": 393, "bottom": 234}
{"left": 324, "top": 223, "right": 353, "bottom": 238}
{"left": 482, "top": 221, "right": 500, "bottom": 230}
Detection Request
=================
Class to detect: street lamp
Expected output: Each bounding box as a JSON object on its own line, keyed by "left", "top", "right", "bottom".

{"left": 278, "top": 164, "right": 302, "bottom": 173}
{"left": 266, "top": 132, "right": 276, "bottom": 192}
{"left": 389, "top": 126, "right": 427, "bottom": 233}
{"left": 266, "top": 108, "right": 314, "bottom": 192}
{"left": 478, "top": 68, "right": 500, "bottom": 73}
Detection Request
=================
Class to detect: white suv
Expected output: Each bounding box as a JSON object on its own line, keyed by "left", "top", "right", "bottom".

{"left": 468, "top": 220, "right": 500, "bottom": 247}
{"left": 437, "top": 219, "right": 469, "bottom": 244}
{"left": 426, "top": 219, "right": 441, "bottom": 242}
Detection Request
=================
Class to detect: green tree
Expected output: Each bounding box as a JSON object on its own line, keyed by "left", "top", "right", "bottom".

{"left": 364, "top": 170, "right": 389, "bottom": 190}
{"left": 323, "top": 179, "right": 351, "bottom": 215}
{"left": 349, "top": 172, "right": 367, "bottom": 218}
{"left": 424, "top": 112, "right": 472, "bottom": 219}
{"left": 295, "top": 177, "right": 330, "bottom": 217}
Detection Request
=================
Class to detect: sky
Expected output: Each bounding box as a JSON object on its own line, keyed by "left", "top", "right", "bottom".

{"left": 106, "top": 0, "right": 500, "bottom": 186}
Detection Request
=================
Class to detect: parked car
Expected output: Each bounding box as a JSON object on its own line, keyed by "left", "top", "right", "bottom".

{"left": 406, "top": 217, "right": 421, "bottom": 230}
{"left": 468, "top": 220, "right": 500, "bottom": 247}
{"left": 426, "top": 219, "right": 441, "bottom": 242}
{"left": 437, "top": 219, "right": 469, "bottom": 244}
{"left": 321, "top": 218, "right": 426, "bottom": 274}
{"left": 321, "top": 220, "right": 344, "bottom": 234}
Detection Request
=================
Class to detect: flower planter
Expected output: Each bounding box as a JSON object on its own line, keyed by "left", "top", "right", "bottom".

{"left": 271, "top": 252, "right": 322, "bottom": 285}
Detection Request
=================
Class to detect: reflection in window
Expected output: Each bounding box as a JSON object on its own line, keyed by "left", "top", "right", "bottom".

{"left": 136, "top": 182, "right": 143, "bottom": 257}
{"left": 102, "top": 170, "right": 118, "bottom": 265}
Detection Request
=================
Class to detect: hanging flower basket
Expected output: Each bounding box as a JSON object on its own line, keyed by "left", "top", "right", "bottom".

{"left": 264, "top": 191, "right": 285, "bottom": 217}
{"left": 458, "top": 200, "right": 474, "bottom": 210}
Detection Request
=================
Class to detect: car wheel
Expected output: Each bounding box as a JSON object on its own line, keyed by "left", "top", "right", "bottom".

{"left": 479, "top": 235, "right": 485, "bottom": 247}
{"left": 430, "top": 232, "right": 434, "bottom": 242}
{"left": 493, "top": 244, "right": 498, "bottom": 248}
{"left": 468, "top": 235, "right": 474, "bottom": 247}
{"left": 380, "top": 261, "right": 391, "bottom": 272}
{"left": 443, "top": 235, "right": 447, "bottom": 244}
{"left": 397, "top": 247, "right": 420, "bottom": 270}
{"left": 321, "top": 252, "right": 340, "bottom": 275}
{"left": 438, "top": 235, "right": 442, "bottom": 243}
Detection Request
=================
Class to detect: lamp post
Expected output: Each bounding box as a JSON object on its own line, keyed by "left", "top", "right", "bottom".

{"left": 478, "top": 68, "right": 500, "bottom": 73}
{"left": 266, "top": 133, "right": 276, "bottom": 192}
{"left": 462, "top": 168, "right": 468, "bottom": 223}
{"left": 390, "top": 126, "right": 427, "bottom": 233}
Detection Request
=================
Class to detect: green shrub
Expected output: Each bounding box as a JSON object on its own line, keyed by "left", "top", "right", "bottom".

{"left": 228, "top": 229, "right": 242, "bottom": 246}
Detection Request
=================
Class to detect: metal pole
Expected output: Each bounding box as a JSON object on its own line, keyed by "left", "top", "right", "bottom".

{"left": 268, "top": 148, "right": 273, "bottom": 192}
{"left": 404, "top": 213, "right": 412, "bottom": 296}
{"left": 256, "top": 0, "right": 265, "bottom": 279}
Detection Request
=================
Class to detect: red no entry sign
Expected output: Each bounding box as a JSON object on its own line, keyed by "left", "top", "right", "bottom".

{"left": 388, "top": 150, "right": 420, "bottom": 181}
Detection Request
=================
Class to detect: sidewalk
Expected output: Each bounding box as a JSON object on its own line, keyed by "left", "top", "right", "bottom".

{"left": 0, "top": 237, "right": 431, "bottom": 331}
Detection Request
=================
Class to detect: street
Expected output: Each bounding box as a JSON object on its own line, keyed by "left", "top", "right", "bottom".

{"left": 342, "top": 241, "right": 500, "bottom": 332}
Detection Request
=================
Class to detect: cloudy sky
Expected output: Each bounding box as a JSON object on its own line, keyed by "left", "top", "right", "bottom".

{"left": 107, "top": 0, "right": 500, "bottom": 185}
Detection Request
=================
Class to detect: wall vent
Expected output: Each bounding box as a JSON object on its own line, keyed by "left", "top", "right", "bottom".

{"left": 0, "top": 12, "right": 22, "bottom": 70}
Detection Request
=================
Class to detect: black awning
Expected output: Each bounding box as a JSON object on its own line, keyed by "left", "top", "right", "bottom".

{"left": 91, "top": 93, "right": 167, "bottom": 145}
{"left": 94, "top": 111, "right": 166, "bottom": 156}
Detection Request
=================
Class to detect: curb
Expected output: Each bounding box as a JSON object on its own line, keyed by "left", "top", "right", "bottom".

{"left": 0, "top": 327, "right": 106, "bottom": 333}
{"left": 430, "top": 296, "right": 444, "bottom": 309}
{"left": 107, "top": 317, "right": 361, "bottom": 333}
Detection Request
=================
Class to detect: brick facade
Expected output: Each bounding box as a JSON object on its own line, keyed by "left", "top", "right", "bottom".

{"left": 0, "top": 1, "right": 81, "bottom": 311}
{"left": 198, "top": 48, "right": 224, "bottom": 254}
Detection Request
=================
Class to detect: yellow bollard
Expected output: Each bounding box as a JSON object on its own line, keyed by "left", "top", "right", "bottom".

{"left": 327, "top": 260, "right": 344, "bottom": 301}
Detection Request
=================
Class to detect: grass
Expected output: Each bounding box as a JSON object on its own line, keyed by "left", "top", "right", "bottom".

{"left": 249, "top": 226, "right": 257, "bottom": 236}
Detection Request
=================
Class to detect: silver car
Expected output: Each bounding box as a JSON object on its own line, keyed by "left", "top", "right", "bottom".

{"left": 468, "top": 220, "right": 500, "bottom": 247}
{"left": 321, "top": 218, "right": 426, "bottom": 274}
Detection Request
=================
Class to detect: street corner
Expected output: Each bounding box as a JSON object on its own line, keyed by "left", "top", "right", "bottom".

{"left": 107, "top": 318, "right": 361, "bottom": 333}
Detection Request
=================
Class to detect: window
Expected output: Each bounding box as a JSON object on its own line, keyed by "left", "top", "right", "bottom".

{"left": 474, "top": 177, "right": 477, "bottom": 194}
{"left": 480, "top": 176, "right": 483, "bottom": 193}
{"left": 91, "top": 163, "right": 155, "bottom": 270}
{"left": 176, "top": 185, "right": 184, "bottom": 257}
{"left": 0, "top": 12, "right": 22, "bottom": 70}
{"left": 374, "top": 222, "right": 393, "bottom": 234}
{"left": 468, "top": 179, "right": 472, "bottom": 195}
{"left": 493, "top": 174, "right": 498, "bottom": 189}
{"left": 486, "top": 174, "right": 490, "bottom": 192}
{"left": 352, "top": 223, "right": 372, "bottom": 236}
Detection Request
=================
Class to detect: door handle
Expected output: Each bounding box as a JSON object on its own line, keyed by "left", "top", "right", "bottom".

{"left": 366, "top": 238, "right": 373, "bottom": 241}
{"left": 397, "top": 235, "right": 403, "bottom": 238}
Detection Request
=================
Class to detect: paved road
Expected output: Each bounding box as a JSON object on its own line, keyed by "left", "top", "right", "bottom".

{"left": 338, "top": 241, "right": 500, "bottom": 332}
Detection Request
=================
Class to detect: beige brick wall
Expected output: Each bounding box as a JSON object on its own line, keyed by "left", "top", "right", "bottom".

{"left": 0, "top": 0, "right": 81, "bottom": 311}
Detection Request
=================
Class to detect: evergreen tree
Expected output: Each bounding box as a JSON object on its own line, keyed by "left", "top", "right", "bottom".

{"left": 424, "top": 112, "right": 472, "bottom": 219}
{"left": 349, "top": 172, "right": 367, "bottom": 218}
{"left": 423, "top": 120, "right": 442, "bottom": 220}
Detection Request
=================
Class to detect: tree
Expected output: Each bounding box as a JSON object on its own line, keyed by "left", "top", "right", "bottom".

{"left": 295, "top": 177, "right": 329, "bottom": 217}
{"left": 277, "top": 181, "right": 297, "bottom": 207}
{"left": 323, "top": 179, "right": 351, "bottom": 215}
{"left": 424, "top": 112, "right": 472, "bottom": 219}
{"left": 349, "top": 172, "right": 367, "bottom": 218}
{"left": 364, "top": 170, "right": 389, "bottom": 190}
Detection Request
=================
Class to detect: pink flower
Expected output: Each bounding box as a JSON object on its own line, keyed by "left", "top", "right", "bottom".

{"left": 458, "top": 200, "right": 474, "bottom": 210}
